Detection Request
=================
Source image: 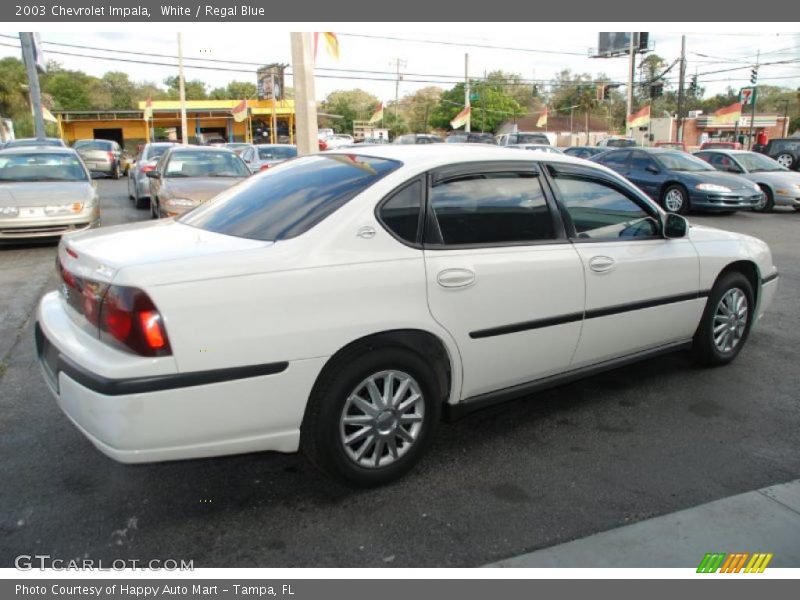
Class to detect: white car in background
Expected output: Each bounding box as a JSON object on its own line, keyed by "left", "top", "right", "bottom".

{"left": 36, "top": 145, "right": 778, "bottom": 486}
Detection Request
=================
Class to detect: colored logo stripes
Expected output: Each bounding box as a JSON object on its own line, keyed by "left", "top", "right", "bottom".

{"left": 697, "top": 552, "right": 773, "bottom": 573}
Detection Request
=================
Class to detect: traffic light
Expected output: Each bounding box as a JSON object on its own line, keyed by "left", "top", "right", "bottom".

{"left": 531, "top": 84, "right": 538, "bottom": 97}
{"left": 689, "top": 75, "right": 698, "bottom": 96}
{"left": 649, "top": 83, "right": 663, "bottom": 99}
{"left": 750, "top": 65, "right": 759, "bottom": 85}
{"left": 603, "top": 85, "right": 610, "bottom": 100}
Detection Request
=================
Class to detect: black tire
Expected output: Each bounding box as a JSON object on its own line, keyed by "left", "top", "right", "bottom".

{"left": 112, "top": 162, "right": 121, "bottom": 180}
{"left": 661, "top": 184, "right": 690, "bottom": 215}
{"left": 754, "top": 185, "right": 774, "bottom": 213}
{"left": 691, "top": 271, "right": 754, "bottom": 367}
{"left": 134, "top": 195, "right": 150, "bottom": 210}
{"left": 301, "top": 345, "right": 442, "bottom": 487}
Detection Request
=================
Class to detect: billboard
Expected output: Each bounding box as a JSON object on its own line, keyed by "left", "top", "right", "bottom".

{"left": 597, "top": 33, "right": 649, "bottom": 57}
{"left": 257, "top": 64, "right": 285, "bottom": 101}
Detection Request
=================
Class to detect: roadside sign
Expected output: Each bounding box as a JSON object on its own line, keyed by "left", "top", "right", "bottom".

{"left": 739, "top": 87, "right": 757, "bottom": 106}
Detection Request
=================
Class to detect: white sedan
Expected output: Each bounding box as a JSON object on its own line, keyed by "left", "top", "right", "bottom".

{"left": 36, "top": 145, "right": 779, "bottom": 486}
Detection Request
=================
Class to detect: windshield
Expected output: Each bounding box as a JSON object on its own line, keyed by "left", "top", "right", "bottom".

{"left": 180, "top": 154, "right": 401, "bottom": 241}
{"left": 144, "top": 145, "right": 172, "bottom": 161}
{"left": 657, "top": 152, "right": 714, "bottom": 172}
{"left": 74, "top": 140, "right": 113, "bottom": 151}
{"left": 258, "top": 146, "right": 298, "bottom": 160}
{"left": 736, "top": 152, "right": 786, "bottom": 172}
{"left": 164, "top": 150, "right": 250, "bottom": 178}
{"left": 0, "top": 153, "right": 88, "bottom": 182}
{"left": 7, "top": 138, "right": 63, "bottom": 148}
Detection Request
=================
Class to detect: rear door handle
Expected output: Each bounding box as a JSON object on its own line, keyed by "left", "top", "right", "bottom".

{"left": 437, "top": 268, "right": 476, "bottom": 288}
{"left": 589, "top": 256, "right": 616, "bottom": 273}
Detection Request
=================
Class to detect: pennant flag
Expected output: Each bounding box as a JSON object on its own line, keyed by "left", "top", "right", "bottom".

{"left": 368, "top": 102, "right": 384, "bottom": 124}
{"left": 314, "top": 32, "right": 340, "bottom": 61}
{"left": 142, "top": 96, "right": 153, "bottom": 121}
{"left": 708, "top": 102, "right": 742, "bottom": 126}
{"left": 536, "top": 107, "right": 548, "bottom": 128}
{"left": 626, "top": 105, "right": 651, "bottom": 128}
{"left": 450, "top": 103, "right": 471, "bottom": 130}
{"left": 41, "top": 105, "right": 58, "bottom": 123}
{"left": 231, "top": 99, "right": 248, "bottom": 123}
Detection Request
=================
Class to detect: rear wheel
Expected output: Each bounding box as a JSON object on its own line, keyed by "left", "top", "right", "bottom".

{"left": 774, "top": 153, "right": 794, "bottom": 169}
{"left": 662, "top": 184, "right": 689, "bottom": 215}
{"left": 691, "top": 271, "right": 754, "bottom": 366}
{"left": 754, "top": 185, "right": 774, "bottom": 212}
{"left": 301, "top": 346, "right": 441, "bottom": 487}
{"left": 112, "top": 162, "right": 121, "bottom": 180}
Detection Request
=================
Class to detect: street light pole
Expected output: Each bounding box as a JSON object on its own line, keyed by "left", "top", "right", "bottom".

{"left": 19, "top": 32, "right": 45, "bottom": 140}
{"left": 626, "top": 32, "right": 635, "bottom": 138}
{"left": 177, "top": 33, "right": 188, "bottom": 144}
{"left": 676, "top": 35, "right": 687, "bottom": 142}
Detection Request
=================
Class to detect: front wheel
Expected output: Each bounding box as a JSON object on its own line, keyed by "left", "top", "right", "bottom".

{"left": 691, "top": 272, "right": 754, "bottom": 366}
{"left": 754, "top": 185, "right": 774, "bottom": 212}
{"left": 301, "top": 346, "right": 441, "bottom": 487}
{"left": 662, "top": 184, "right": 689, "bottom": 215}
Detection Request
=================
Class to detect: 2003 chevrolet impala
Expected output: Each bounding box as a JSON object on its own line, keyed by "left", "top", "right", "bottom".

{"left": 36, "top": 145, "right": 779, "bottom": 486}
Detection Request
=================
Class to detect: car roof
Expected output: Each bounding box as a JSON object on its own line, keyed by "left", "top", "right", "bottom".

{"left": 168, "top": 145, "right": 236, "bottom": 153}
{"left": 326, "top": 143, "right": 597, "bottom": 171}
{"left": 255, "top": 143, "right": 296, "bottom": 148}
{"left": 696, "top": 149, "right": 755, "bottom": 155}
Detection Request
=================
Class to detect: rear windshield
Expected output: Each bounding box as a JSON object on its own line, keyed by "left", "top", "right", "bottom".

{"left": 164, "top": 150, "right": 250, "bottom": 178}
{"left": 511, "top": 134, "right": 549, "bottom": 144}
{"left": 7, "top": 138, "right": 63, "bottom": 148}
{"left": 605, "top": 139, "right": 636, "bottom": 147}
{"left": 181, "top": 154, "right": 401, "bottom": 241}
{"left": 0, "top": 153, "right": 88, "bottom": 182}
{"left": 144, "top": 145, "right": 172, "bottom": 161}
{"left": 258, "top": 146, "right": 298, "bottom": 160}
{"left": 74, "top": 140, "right": 114, "bottom": 151}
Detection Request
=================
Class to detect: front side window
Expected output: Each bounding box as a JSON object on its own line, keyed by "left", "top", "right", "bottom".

{"left": 378, "top": 180, "right": 422, "bottom": 244}
{"left": 629, "top": 151, "right": 658, "bottom": 171}
{"left": 597, "top": 151, "right": 630, "bottom": 168}
{"left": 429, "top": 172, "right": 555, "bottom": 246}
{"left": 552, "top": 176, "right": 659, "bottom": 240}
{"left": 181, "top": 154, "right": 401, "bottom": 241}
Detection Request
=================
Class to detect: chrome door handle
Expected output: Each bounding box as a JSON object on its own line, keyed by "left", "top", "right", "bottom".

{"left": 589, "top": 255, "right": 616, "bottom": 273}
{"left": 437, "top": 268, "right": 476, "bottom": 288}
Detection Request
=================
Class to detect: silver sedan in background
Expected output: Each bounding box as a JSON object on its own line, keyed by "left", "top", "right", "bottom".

{"left": 695, "top": 149, "right": 800, "bottom": 212}
{"left": 0, "top": 147, "right": 99, "bottom": 241}
{"left": 127, "top": 142, "right": 176, "bottom": 209}
{"left": 239, "top": 144, "right": 298, "bottom": 173}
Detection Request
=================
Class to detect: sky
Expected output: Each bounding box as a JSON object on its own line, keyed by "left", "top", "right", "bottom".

{"left": 1, "top": 25, "right": 798, "bottom": 104}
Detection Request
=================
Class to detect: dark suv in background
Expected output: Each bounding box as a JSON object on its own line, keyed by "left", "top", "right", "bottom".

{"left": 753, "top": 138, "right": 800, "bottom": 170}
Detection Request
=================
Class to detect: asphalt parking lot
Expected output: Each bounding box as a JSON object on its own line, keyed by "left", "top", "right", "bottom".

{"left": 0, "top": 179, "right": 798, "bottom": 568}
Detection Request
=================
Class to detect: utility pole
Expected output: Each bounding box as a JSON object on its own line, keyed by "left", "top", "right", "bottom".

{"left": 626, "top": 32, "right": 636, "bottom": 138}
{"left": 481, "top": 70, "right": 486, "bottom": 133}
{"left": 392, "top": 57, "right": 406, "bottom": 126}
{"left": 676, "top": 35, "right": 687, "bottom": 142}
{"left": 177, "top": 33, "right": 188, "bottom": 144}
{"left": 464, "top": 53, "right": 470, "bottom": 133}
{"left": 290, "top": 32, "right": 319, "bottom": 156}
{"left": 747, "top": 50, "right": 759, "bottom": 150}
{"left": 19, "top": 33, "right": 45, "bottom": 140}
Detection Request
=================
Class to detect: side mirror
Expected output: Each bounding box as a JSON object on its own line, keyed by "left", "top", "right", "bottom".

{"left": 145, "top": 171, "right": 161, "bottom": 179}
{"left": 664, "top": 213, "right": 688, "bottom": 239}
{"left": 727, "top": 166, "right": 742, "bottom": 174}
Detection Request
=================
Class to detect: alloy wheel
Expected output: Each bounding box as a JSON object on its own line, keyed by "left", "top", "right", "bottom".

{"left": 713, "top": 287, "right": 748, "bottom": 353}
{"left": 665, "top": 188, "right": 685, "bottom": 213}
{"left": 339, "top": 369, "right": 425, "bottom": 469}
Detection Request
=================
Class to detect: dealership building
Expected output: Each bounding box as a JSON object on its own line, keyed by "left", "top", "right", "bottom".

{"left": 54, "top": 99, "right": 297, "bottom": 151}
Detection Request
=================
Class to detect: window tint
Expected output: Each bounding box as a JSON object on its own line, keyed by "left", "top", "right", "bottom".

{"left": 597, "top": 151, "right": 630, "bottom": 168}
{"left": 180, "top": 154, "right": 401, "bottom": 241}
{"left": 379, "top": 180, "right": 422, "bottom": 244}
{"left": 552, "top": 176, "right": 659, "bottom": 240}
{"left": 629, "top": 152, "right": 658, "bottom": 171}
{"left": 429, "top": 172, "right": 554, "bottom": 245}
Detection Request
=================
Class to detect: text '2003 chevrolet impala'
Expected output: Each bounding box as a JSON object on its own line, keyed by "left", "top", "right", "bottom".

{"left": 36, "top": 145, "right": 779, "bottom": 486}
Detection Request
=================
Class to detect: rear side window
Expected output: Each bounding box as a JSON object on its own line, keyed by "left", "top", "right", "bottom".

{"left": 429, "top": 172, "right": 555, "bottom": 246}
{"left": 181, "top": 154, "right": 401, "bottom": 241}
{"left": 378, "top": 180, "right": 422, "bottom": 244}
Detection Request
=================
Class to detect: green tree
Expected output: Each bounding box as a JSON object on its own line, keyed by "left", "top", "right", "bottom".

{"left": 320, "top": 88, "right": 379, "bottom": 134}
{"left": 429, "top": 81, "right": 522, "bottom": 133}
{"left": 0, "top": 57, "right": 28, "bottom": 118}
{"left": 398, "top": 86, "right": 442, "bottom": 132}
{"left": 163, "top": 76, "right": 207, "bottom": 100}
{"left": 100, "top": 71, "right": 137, "bottom": 109}
{"left": 209, "top": 80, "right": 258, "bottom": 100}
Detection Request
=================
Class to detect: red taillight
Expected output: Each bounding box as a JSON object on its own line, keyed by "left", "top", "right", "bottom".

{"left": 141, "top": 163, "right": 156, "bottom": 173}
{"left": 139, "top": 310, "right": 166, "bottom": 350}
{"left": 319, "top": 139, "right": 327, "bottom": 151}
{"left": 107, "top": 151, "right": 115, "bottom": 162}
{"left": 259, "top": 164, "right": 270, "bottom": 171}
{"left": 58, "top": 259, "right": 171, "bottom": 357}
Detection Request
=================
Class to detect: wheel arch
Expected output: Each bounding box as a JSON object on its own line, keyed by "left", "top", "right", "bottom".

{"left": 713, "top": 260, "right": 760, "bottom": 305}
{"left": 307, "top": 329, "right": 457, "bottom": 412}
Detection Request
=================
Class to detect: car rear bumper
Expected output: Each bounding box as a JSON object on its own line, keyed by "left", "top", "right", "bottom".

{"left": 689, "top": 190, "right": 763, "bottom": 211}
{"left": 35, "top": 291, "right": 325, "bottom": 463}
